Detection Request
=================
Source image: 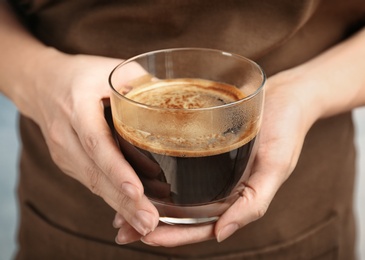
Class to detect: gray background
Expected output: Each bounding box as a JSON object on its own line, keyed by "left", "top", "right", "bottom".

{"left": 1, "top": 94, "right": 364, "bottom": 259}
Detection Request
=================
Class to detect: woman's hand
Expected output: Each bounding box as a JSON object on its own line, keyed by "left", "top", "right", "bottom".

{"left": 116, "top": 27, "right": 365, "bottom": 247}
{"left": 21, "top": 50, "right": 160, "bottom": 238}
{"left": 0, "top": 2, "right": 160, "bottom": 243}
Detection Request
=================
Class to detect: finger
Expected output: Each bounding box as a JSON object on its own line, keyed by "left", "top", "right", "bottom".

{"left": 68, "top": 105, "right": 159, "bottom": 236}
{"left": 115, "top": 223, "right": 143, "bottom": 245}
{"left": 70, "top": 97, "right": 162, "bottom": 237}
{"left": 80, "top": 161, "right": 159, "bottom": 236}
{"left": 214, "top": 161, "right": 283, "bottom": 243}
{"left": 108, "top": 190, "right": 159, "bottom": 236}
{"left": 72, "top": 97, "right": 145, "bottom": 198}
{"left": 44, "top": 118, "right": 97, "bottom": 185}
{"left": 113, "top": 212, "right": 126, "bottom": 228}
{"left": 140, "top": 224, "right": 215, "bottom": 247}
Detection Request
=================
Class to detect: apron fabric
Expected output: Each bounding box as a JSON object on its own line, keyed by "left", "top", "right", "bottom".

{"left": 9, "top": 0, "right": 365, "bottom": 259}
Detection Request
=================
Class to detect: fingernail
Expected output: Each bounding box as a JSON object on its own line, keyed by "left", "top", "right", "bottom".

{"left": 115, "top": 233, "right": 136, "bottom": 245}
{"left": 121, "top": 182, "right": 142, "bottom": 201}
{"left": 217, "top": 223, "right": 239, "bottom": 243}
{"left": 132, "top": 210, "right": 155, "bottom": 236}
{"left": 115, "top": 234, "right": 126, "bottom": 245}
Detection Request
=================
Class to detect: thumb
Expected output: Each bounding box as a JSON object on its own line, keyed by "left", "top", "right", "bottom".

{"left": 215, "top": 162, "right": 284, "bottom": 242}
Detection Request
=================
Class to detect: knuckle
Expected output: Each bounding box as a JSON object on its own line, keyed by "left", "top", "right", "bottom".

{"left": 83, "top": 132, "right": 99, "bottom": 157}
{"left": 115, "top": 188, "right": 132, "bottom": 208}
{"left": 86, "top": 165, "right": 102, "bottom": 195}
{"left": 254, "top": 203, "right": 269, "bottom": 220}
{"left": 103, "top": 161, "right": 119, "bottom": 179}
{"left": 114, "top": 191, "right": 134, "bottom": 216}
{"left": 69, "top": 110, "right": 101, "bottom": 158}
{"left": 47, "top": 121, "right": 63, "bottom": 147}
{"left": 48, "top": 149, "right": 62, "bottom": 166}
{"left": 45, "top": 122, "right": 65, "bottom": 165}
{"left": 242, "top": 185, "right": 269, "bottom": 221}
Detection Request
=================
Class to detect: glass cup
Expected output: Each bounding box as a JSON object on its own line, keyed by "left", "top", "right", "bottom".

{"left": 109, "top": 48, "right": 265, "bottom": 225}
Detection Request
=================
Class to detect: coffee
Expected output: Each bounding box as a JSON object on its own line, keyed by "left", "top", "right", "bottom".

{"left": 112, "top": 78, "right": 258, "bottom": 205}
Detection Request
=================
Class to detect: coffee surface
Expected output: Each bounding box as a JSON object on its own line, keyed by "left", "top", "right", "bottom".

{"left": 126, "top": 78, "right": 245, "bottom": 109}
{"left": 114, "top": 78, "right": 259, "bottom": 157}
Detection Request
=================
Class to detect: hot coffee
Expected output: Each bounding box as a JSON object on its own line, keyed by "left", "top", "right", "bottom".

{"left": 109, "top": 48, "right": 265, "bottom": 224}
{"left": 112, "top": 78, "right": 258, "bottom": 206}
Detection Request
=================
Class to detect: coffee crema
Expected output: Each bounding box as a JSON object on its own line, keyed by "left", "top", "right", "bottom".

{"left": 114, "top": 78, "right": 259, "bottom": 158}
{"left": 125, "top": 78, "right": 245, "bottom": 109}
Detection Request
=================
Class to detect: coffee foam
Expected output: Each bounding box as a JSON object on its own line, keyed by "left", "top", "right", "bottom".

{"left": 114, "top": 78, "right": 260, "bottom": 157}
{"left": 126, "top": 78, "right": 245, "bottom": 109}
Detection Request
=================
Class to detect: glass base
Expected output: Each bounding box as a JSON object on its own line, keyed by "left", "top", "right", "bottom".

{"left": 159, "top": 216, "right": 219, "bottom": 225}
{"left": 151, "top": 192, "right": 241, "bottom": 225}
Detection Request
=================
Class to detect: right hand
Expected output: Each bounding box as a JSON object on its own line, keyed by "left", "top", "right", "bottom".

{"left": 18, "top": 48, "right": 160, "bottom": 241}
{"left": 115, "top": 67, "right": 321, "bottom": 246}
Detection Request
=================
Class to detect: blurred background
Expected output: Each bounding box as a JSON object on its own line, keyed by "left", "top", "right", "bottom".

{"left": 1, "top": 94, "right": 364, "bottom": 259}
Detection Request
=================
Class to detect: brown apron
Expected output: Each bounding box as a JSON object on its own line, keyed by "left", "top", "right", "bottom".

{"left": 10, "top": 0, "right": 365, "bottom": 259}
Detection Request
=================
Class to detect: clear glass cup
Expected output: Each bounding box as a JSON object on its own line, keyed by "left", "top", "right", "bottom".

{"left": 109, "top": 48, "right": 265, "bottom": 225}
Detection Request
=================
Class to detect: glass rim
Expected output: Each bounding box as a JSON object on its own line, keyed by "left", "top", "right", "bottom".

{"left": 109, "top": 47, "right": 266, "bottom": 112}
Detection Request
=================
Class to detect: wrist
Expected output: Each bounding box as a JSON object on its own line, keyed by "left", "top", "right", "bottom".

{"left": 266, "top": 68, "right": 323, "bottom": 133}
{"left": 288, "top": 28, "right": 365, "bottom": 119}
{"left": 13, "top": 47, "right": 71, "bottom": 119}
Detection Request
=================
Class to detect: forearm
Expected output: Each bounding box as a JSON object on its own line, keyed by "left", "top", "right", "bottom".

{"left": 0, "top": 2, "right": 62, "bottom": 111}
{"left": 291, "top": 27, "right": 365, "bottom": 119}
